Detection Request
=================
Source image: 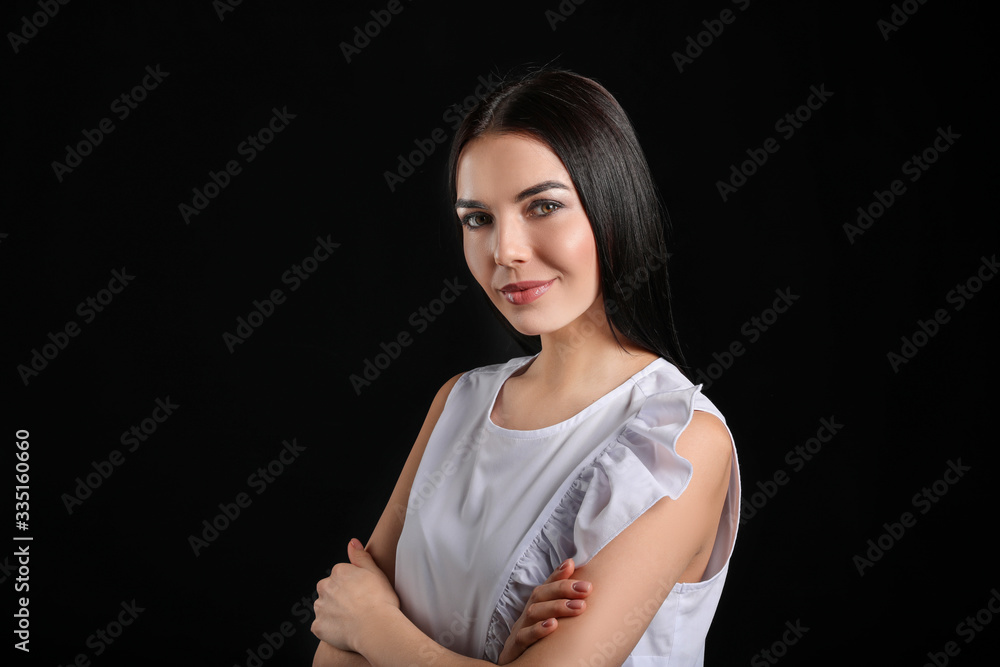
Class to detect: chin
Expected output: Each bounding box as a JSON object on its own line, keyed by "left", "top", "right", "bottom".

{"left": 510, "top": 325, "right": 547, "bottom": 338}
{"left": 500, "top": 309, "right": 578, "bottom": 339}
{"left": 504, "top": 319, "right": 546, "bottom": 338}
{"left": 494, "top": 309, "right": 545, "bottom": 337}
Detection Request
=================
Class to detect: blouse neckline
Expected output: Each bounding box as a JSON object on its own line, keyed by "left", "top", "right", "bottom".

{"left": 484, "top": 354, "right": 667, "bottom": 439}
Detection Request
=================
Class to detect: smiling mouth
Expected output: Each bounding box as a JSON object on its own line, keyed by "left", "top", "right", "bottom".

{"left": 499, "top": 280, "right": 555, "bottom": 305}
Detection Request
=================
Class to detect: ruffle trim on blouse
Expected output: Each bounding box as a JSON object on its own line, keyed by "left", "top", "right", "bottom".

{"left": 481, "top": 384, "right": 701, "bottom": 662}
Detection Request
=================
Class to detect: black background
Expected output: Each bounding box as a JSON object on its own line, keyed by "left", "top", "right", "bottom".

{"left": 4, "top": 1, "right": 997, "bottom": 665}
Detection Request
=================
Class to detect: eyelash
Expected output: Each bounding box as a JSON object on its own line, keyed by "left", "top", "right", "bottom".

{"left": 460, "top": 200, "right": 563, "bottom": 229}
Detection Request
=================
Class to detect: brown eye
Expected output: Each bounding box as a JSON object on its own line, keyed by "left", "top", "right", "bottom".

{"left": 532, "top": 201, "right": 561, "bottom": 216}
{"left": 462, "top": 212, "right": 491, "bottom": 229}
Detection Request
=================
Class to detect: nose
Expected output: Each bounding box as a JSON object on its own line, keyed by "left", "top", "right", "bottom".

{"left": 493, "top": 215, "right": 530, "bottom": 267}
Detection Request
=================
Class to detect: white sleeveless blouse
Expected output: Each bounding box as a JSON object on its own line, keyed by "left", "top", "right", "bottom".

{"left": 395, "top": 355, "right": 741, "bottom": 665}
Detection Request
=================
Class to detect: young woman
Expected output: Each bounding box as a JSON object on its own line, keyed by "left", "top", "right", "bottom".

{"left": 311, "top": 69, "right": 741, "bottom": 666}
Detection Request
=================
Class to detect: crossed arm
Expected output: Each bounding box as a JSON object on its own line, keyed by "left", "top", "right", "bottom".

{"left": 312, "top": 375, "right": 733, "bottom": 666}
{"left": 313, "top": 555, "right": 591, "bottom": 667}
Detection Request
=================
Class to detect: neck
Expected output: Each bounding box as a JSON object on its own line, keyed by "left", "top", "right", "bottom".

{"left": 526, "top": 296, "right": 657, "bottom": 388}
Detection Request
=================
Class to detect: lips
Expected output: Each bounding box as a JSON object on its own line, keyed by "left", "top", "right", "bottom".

{"left": 499, "top": 279, "right": 555, "bottom": 305}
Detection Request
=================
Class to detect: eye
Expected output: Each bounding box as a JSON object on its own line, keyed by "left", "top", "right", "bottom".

{"left": 529, "top": 200, "right": 562, "bottom": 216}
{"left": 460, "top": 212, "right": 492, "bottom": 229}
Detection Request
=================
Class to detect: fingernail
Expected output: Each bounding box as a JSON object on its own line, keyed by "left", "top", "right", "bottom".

{"left": 572, "top": 581, "right": 591, "bottom": 592}
{"left": 542, "top": 618, "right": 555, "bottom": 628}
{"left": 567, "top": 600, "right": 584, "bottom": 609}
{"left": 558, "top": 559, "right": 570, "bottom": 570}
{"left": 349, "top": 538, "right": 363, "bottom": 549}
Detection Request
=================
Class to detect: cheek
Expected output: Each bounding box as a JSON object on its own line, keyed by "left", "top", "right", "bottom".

{"left": 560, "top": 224, "right": 600, "bottom": 288}
{"left": 463, "top": 235, "right": 493, "bottom": 289}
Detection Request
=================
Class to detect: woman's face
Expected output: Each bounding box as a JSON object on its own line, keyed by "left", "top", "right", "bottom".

{"left": 455, "top": 132, "right": 602, "bottom": 337}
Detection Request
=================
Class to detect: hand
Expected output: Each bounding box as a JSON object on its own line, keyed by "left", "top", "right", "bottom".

{"left": 311, "top": 539, "right": 400, "bottom": 652}
{"left": 497, "top": 558, "right": 592, "bottom": 665}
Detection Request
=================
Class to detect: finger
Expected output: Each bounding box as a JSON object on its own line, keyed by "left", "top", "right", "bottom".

{"left": 516, "top": 617, "right": 559, "bottom": 650}
{"left": 527, "top": 559, "right": 581, "bottom": 603}
{"left": 544, "top": 558, "right": 575, "bottom": 583}
{"left": 523, "top": 598, "right": 587, "bottom": 626}
{"left": 498, "top": 618, "right": 560, "bottom": 665}
{"left": 346, "top": 538, "right": 377, "bottom": 571}
{"left": 529, "top": 578, "right": 593, "bottom": 605}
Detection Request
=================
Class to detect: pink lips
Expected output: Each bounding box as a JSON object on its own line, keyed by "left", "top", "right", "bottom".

{"left": 499, "top": 280, "right": 555, "bottom": 305}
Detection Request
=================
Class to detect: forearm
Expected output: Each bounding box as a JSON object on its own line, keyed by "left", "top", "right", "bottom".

{"left": 356, "top": 606, "right": 496, "bottom": 667}
{"left": 314, "top": 640, "right": 371, "bottom": 667}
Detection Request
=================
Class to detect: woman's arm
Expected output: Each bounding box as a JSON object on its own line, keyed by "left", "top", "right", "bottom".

{"left": 312, "top": 642, "right": 369, "bottom": 667}
{"left": 318, "top": 411, "right": 735, "bottom": 666}
{"left": 312, "top": 372, "right": 464, "bottom": 666}
{"left": 316, "top": 556, "right": 593, "bottom": 667}
{"left": 364, "top": 371, "right": 465, "bottom": 587}
{"left": 497, "top": 558, "right": 591, "bottom": 665}
{"left": 315, "top": 557, "right": 592, "bottom": 667}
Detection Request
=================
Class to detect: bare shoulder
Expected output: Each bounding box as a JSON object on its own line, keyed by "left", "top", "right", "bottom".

{"left": 399, "top": 370, "right": 467, "bottom": 480}
{"left": 430, "top": 371, "right": 465, "bottom": 411}
{"left": 677, "top": 410, "right": 733, "bottom": 482}
{"left": 395, "top": 370, "right": 466, "bottom": 465}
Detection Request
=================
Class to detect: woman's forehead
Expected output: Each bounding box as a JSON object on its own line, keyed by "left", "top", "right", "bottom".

{"left": 456, "top": 134, "right": 573, "bottom": 200}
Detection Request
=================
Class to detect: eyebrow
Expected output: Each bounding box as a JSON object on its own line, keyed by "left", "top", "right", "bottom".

{"left": 455, "top": 180, "right": 570, "bottom": 210}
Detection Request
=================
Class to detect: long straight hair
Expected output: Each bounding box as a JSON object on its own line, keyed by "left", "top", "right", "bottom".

{"left": 446, "top": 68, "right": 687, "bottom": 374}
